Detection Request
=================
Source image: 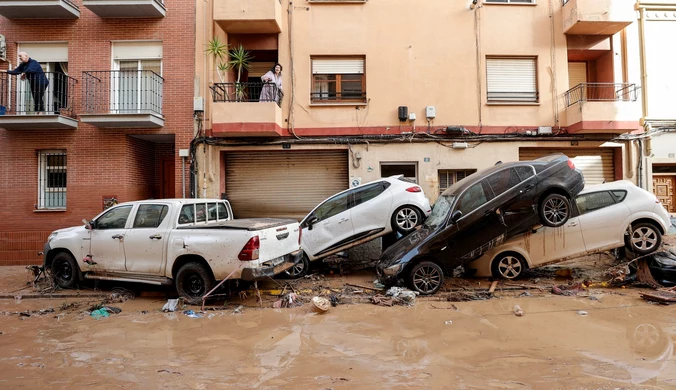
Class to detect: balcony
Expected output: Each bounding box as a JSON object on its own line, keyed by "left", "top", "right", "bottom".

{"left": 80, "top": 70, "right": 164, "bottom": 128}
{"left": 0, "top": 0, "right": 79, "bottom": 19}
{"left": 562, "top": 0, "right": 634, "bottom": 35}
{"left": 214, "top": 0, "right": 282, "bottom": 33}
{"left": 0, "top": 72, "right": 78, "bottom": 130}
{"left": 564, "top": 83, "right": 640, "bottom": 134}
{"left": 83, "top": 0, "right": 166, "bottom": 18}
{"left": 210, "top": 82, "right": 283, "bottom": 137}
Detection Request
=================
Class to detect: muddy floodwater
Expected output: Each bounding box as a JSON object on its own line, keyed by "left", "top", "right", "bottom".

{"left": 1, "top": 292, "right": 675, "bottom": 390}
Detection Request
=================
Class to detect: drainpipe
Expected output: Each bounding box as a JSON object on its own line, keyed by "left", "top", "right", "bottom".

{"left": 637, "top": 4, "right": 649, "bottom": 122}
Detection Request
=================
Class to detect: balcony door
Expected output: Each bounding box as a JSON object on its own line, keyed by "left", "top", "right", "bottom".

{"left": 115, "top": 59, "right": 161, "bottom": 114}
{"left": 16, "top": 43, "right": 68, "bottom": 115}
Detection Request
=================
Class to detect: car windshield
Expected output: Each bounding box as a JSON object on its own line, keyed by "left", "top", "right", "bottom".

{"left": 424, "top": 195, "right": 454, "bottom": 228}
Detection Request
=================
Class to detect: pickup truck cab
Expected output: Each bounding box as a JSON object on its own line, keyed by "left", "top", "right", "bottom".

{"left": 43, "top": 198, "right": 302, "bottom": 302}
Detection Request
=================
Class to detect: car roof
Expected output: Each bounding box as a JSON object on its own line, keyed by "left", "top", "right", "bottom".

{"left": 577, "top": 180, "right": 635, "bottom": 195}
{"left": 114, "top": 198, "right": 226, "bottom": 207}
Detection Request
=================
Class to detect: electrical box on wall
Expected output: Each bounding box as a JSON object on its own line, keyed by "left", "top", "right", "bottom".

{"left": 425, "top": 106, "right": 436, "bottom": 119}
{"left": 179, "top": 149, "right": 190, "bottom": 157}
{"left": 193, "top": 97, "right": 204, "bottom": 112}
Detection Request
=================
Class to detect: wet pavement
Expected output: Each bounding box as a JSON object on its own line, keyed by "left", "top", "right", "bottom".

{"left": 1, "top": 290, "right": 675, "bottom": 389}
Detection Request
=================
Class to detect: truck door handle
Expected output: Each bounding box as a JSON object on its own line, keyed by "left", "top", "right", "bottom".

{"left": 520, "top": 185, "right": 534, "bottom": 194}
{"left": 276, "top": 232, "right": 289, "bottom": 240}
{"left": 338, "top": 218, "right": 349, "bottom": 224}
{"left": 149, "top": 234, "right": 162, "bottom": 240}
{"left": 111, "top": 234, "right": 124, "bottom": 240}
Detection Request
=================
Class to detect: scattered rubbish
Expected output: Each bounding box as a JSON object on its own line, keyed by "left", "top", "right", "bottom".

{"left": 232, "top": 305, "right": 243, "bottom": 314}
{"left": 157, "top": 369, "right": 182, "bottom": 375}
{"left": 640, "top": 288, "right": 676, "bottom": 305}
{"left": 371, "top": 296, "right": 394, "bottom": 306}
{"left": 54, "top": 313, "right": 65, "bottom": 321}
{"left": 329, "top": 294, "right": 340, "bottom": 307}
{"left": 14, "top": 295, "right": 21, "bottom": 301}
{"left": 19, "top": 312, "right": 31, "bottom": 317}
{"left": 444, "top": 320, "right": 453, "bottom": 325}
{"left": 373, "top": 280, "right": 386, "bottom": 289}
{"left": 139, "top": 310, "right": 148, "bottom": 315}
{"left": 551, "top": 281, "right": 589, "bottom": 296}
{"left": 106, "top": 287, "right": 136, "bottom": 303}
{"left": 208, "top": 313, "right": 216, "bottom": 319}
{"left": 386, "top": 287, "right": 419, "bottom": 306}
{"left": 0, "top": 331, "right": 3, "bottom": 335}
{"left": 555, "top": 269, "right": 573, "bottom": 277}
{"left": 30, "top": 363, "right": 44, "bottom": 369}
{"left": 513, "top": 305, "right": 524, "bottom": 317}
{"left": 162, "top": 299, "right": 180, "bottom": 313}
{"left": 90, "top": 309, "right": 110, "bottom": 320}
{"left": 272, "top": 293, "right": 300, "bottom": 309}
{"left": 311, "top": 296, "right": 331, "bottom": 313}
{"left": 446, "top": 291, "right": 492, "bottom": 302}
{"left": 589, "top": 295, "right": 599, "bottom": 301}
{"left": 519, "top": 291, "right": 532, "bottom": 297}
{"left": 577, "top": 310, "right": 588, "bottom": 316}
{"left": 488, "top": 281, "right": 498, "bottom": 294}
{"left": 183, "top": 310, "right": 203, "bottom": 319}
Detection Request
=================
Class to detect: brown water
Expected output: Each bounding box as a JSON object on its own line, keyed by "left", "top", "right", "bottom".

{"left": 1, "top": 293, "right": 675, "bottom": 390}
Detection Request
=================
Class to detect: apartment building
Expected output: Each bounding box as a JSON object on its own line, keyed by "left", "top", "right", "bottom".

{"left": 195, "top": 0, "right": 640, "bottom": 220}
{"left": 0, "top": 0, "right": 196, "bottom": 264}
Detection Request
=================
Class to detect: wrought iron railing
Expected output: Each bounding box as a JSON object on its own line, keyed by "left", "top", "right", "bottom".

{"left": 0, "top": 72, "right": 77, "bottom": 116}
{"left": 487, "top": 91, "right": 539, "bottom": 103}
{"left": 210, "top": 82, "right": 283, "bottom": 107}
{"left": 564, "top": 83, "right": 639, "bottom": 107}
{"left": 82, "top": 70, "right": 163, "bottom": 115}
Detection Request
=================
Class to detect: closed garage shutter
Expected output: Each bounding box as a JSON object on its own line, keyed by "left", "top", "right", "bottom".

{"left": 225, "top": 151, "right": 348, "bottom": 219}
{"left": 519, "top": 148, "right": 615, "bottom": 186}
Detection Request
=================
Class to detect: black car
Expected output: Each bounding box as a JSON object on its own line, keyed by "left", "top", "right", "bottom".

{"left": 647, "top": 249, "right": 676, "bottom": 287}
{"left": 377, "top": 154, "right": 585, "bottom": 295}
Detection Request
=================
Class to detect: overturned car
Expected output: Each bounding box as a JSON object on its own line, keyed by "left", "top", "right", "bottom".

{"left": 377, "top": 154, "right": 585, "bottom": 295}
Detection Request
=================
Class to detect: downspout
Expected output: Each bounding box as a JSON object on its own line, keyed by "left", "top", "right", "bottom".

{"left": 637, "top": 4, "right": 649, "bottom": 122}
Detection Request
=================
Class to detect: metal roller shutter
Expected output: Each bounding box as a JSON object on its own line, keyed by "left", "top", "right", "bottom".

{"left": 248, "top": 62, "right": 275, "bottom": 77}
{"left": 312, "top": 59, "right": 364, "bottom": 74}
{"left": 568, "top": 62, "right": 587, "bottom": 89}
{"left": 225, "top": 151, "right": 349, "bottom": 219}
{"left": 519, "top": 148, "right": 615, "bottom": 186}
{"left": 486, "top": 58, "right": 537, "bottom": 103}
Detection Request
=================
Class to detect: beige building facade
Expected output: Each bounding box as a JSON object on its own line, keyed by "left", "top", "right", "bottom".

{"left": 194, "top": 0, "right": 642, "bottom": 219}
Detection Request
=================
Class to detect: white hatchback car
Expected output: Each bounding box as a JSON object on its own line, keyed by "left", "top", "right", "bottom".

{"left": 286, "top": 175, "right": 432, "bottom": 278}
{"left": 468, "top": 181, "right": 672, "bottom": 280}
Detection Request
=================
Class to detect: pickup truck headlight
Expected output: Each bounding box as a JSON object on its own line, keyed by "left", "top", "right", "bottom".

{"left": 383, "top": 263, "right": 403, "bottom": 276}
{"left": 47, "top": 232, "right": 58, "bottom": 243}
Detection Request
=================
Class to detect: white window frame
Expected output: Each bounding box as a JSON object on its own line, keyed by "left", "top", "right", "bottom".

{"left": 111, "top": 42, "right": 163, "bottom": 114}
{"left": 311, "top": 57, "right": 366, "bottom": 104}
{"left": 38, "top": 150, "right": 67, "bottom": 210}
{"left": 486, "top": 57, "right": 538, "bottom": 103}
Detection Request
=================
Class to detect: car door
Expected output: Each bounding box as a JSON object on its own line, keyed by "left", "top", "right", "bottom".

{"left": 486, "top": 166, "right": 538, "bottom": 234}
{"left": 123, "top": 203, "right": 171, "bottom": 274}
{"left": 575, "top": 190, "right": 632, "bottom": 251}
{"left": 349, "top": 181, "right": 392, "bottom": 239}
{"left": 88, "top": 205, "right": 133, "bottom": 271}
{"left": 526, "top": 216, "right": 587, "bottom": 267}
{"left": 302, "top": 190, "right": 354, "bottom": 259}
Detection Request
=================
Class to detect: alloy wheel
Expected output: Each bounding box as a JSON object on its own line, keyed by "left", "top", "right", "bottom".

{"left": 396, "top": 207, "right": 419, "bottom": 232}
{"left": 412, "top": 265, "right": 441, "bottom": 294}
{"left": 286, "top": 261, "right": 305, "bottom": 277}
{"left": 543, "top": 197, "right": 568, "bottom": 226}
{"left": 631, "top": 226, "right": 658, "bottom": 252}
{"left": 497, "top": 256, "right": 522, "bottom": 279}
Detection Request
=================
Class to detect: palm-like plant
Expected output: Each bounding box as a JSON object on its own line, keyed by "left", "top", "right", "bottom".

{"left": 205, "top": 37, "right": 229, "bottom": 83}
{"left": 226, "top": 44, "right": 254, "bottom": 101}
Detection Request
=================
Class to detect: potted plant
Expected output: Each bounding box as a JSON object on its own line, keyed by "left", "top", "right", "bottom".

{"left": 205, "top": 39, "right": 253, "bottom": 101}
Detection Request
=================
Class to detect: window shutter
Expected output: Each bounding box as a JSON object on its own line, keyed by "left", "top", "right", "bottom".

{"left": 112, "top": 41, "right": 163, "bottom": 60}
{"left": 249, "top": 62, "right": 275, "bottom": 77}
{"left": 312, "top": 59, "right": 364, "bottom": 74}
{"left": 486, "top": 58, "right": 537, "bottom": 102}
{"left": 568, "top": 62, "right": 587, "bottom": 89}
{"left": 19, "top": 43, "right": 68, "bottom": 62}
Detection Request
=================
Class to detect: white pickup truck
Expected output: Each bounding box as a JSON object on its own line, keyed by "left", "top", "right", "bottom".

{"left": 42, "top": 198, "right": 302, "bottom": 302}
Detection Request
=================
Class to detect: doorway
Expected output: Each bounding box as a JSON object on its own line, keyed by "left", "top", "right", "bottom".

{"left": 160, "top": 158, "right": 175, "bottom": 198}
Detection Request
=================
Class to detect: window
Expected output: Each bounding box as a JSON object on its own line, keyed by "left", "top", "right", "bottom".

{"left": 352, "top": 182, "right": 388, "bottom": 207}
{"left": 96, "top": 206, "right": 133, "bottom": 230}
{"left": 112, "top": 42, "right": 163, "bottom": 114}
{"left": 38, "top": 150, "right": 67, "bottom": 209}
{"left": 133, "top": 204, "right": 168, "bottom": 228}
{"left": 457, "top": 182, "right": 490, "bottom": 217}
{"left": 311, "top": 57, "right": 365, "bottom": 103}
{"left": 485, "top": 0, "right": 536, "bottom": 3}
{"left": 576, "top": 191, "right": 616, "bottom": 215}
{"left": 381, "top": 162, "right": 418, "bottom": 183}
{"left": 515, "top": 166, "right": 535, "bottom": 181}
{"left": 486, "top": 57, "right": 538, "bottom": 103}
{"left": 611, "top": 190, "right": 627, "bottom": 203}
{"left": 438, "top": 170, "right": 476, "bottom": 194}
{"left": 312, "top": 191, "right": 350, "bottom": 223}
{"left": 487, "top": 168, "right": 521, "bottom": 197}
{"left": 18, "top": 43, "right": 69, "bottom": 115}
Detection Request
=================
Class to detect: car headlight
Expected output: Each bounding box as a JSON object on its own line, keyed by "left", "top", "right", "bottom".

{"left": 47, "top": 232, "right": 58, "bottom": 243}
{"left": 383, "top": 263, "right": 403, "bottom": 276}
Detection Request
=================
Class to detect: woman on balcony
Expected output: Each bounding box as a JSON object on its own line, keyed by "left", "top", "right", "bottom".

{"left": 259, "top": 63, "right": 283, "bottom": 105}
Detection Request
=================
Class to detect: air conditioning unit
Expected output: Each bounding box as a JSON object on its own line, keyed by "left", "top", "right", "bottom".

{"left": 0, "top": 35, "right": 6, "bottom": 62}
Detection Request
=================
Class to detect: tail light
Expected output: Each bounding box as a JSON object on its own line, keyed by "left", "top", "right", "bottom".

{"left": 567, "top": 159, "right": 576, "bottom": 170}
{"left": 238, "top": 236, "right": 260, "bottom": 261}
{"left": 406, "top": 186, "right": 422, "bottom": 193}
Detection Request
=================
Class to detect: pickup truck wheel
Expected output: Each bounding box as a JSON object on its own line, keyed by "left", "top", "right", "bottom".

{"left": 626, "top": 222, "right": 662, "bottom": 255}
{"left": 392, "top": 206, "right": 422, "bottom": 235}
{"left": 284, "top": 254, "right": 310, "bottom": 279}
{"left": 408, "top": 261, "right": 444, "bottom": 295}
{"left": 539, "top": 193, "right": 570, "bottom": 228}
{"left": 51, "top": 252, "right": 79, "bottom": 289}
{"left": 176, "top": 263, "right": 215, "bottom": 304}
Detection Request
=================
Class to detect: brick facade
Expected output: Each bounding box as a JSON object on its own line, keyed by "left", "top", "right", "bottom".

{"left": 0, "top": 1, "right": 196, "bottom": 265}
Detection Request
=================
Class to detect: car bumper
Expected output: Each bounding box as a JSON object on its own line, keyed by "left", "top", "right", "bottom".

{"left": 40, "top": 242, "right": 52, "bottom": 267}
{"left": 241, "top": 249, "right": 303, "bottom": 281}
{"left": 376, "top": 264, "right": 400, "bottom": 286}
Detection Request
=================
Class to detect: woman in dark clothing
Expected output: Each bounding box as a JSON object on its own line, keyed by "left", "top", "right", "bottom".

{"left": 3, "top": 52, "right": 49, "bottom": 112}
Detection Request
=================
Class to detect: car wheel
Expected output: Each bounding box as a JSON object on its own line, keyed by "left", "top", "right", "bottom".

{"left": 392, "top": 206, "right": 423, "bottom": 235}
{"left": 51, "top": 252, "right": 80, "bottom": 289}
{"left": 408, "top": 261, "right": 444, "bottom": 295}
{"left": 491, "top": 253, "right": 526, "bottom": 280}
{"left": 175, "top": 262, "right": 215, "bottom": 304}
{"left": 627, "top": 222, "right": 662, "bottom": 255}
{"left": 539, "top": 193, "right": 570, "bottom": 227}
{"left": 283, "top": 253, "right": 310, "bottom": 279}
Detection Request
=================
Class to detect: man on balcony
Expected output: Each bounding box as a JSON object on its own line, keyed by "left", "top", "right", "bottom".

{"left": 3, "top": 52, "right": 50, "bottom": 113}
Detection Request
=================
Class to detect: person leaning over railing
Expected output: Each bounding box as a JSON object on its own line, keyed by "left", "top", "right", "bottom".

{"left": 2, "top": 52, "right": 50, "bottom": 113}
{"left": 259, "top": 63, "right": 283, "bottom": 105}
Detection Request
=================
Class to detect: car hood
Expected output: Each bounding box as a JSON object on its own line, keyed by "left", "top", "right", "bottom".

{"left": 378, "top": 226, "right": 435, "bottom": 268}
{"left": 53, "top": 225, "right": 85, "bottom": 235}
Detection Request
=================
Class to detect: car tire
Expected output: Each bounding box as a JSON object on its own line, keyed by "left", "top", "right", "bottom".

{"left": 491, "top": 253, "right": 526, "bottom": 280}
{"left": 51, "top": 252, "right": 80, "bottom": 289}
{"left": 175, "top": 262, "right": 215, "bottom": 305}
{"left": 408, "top": 261, "right": 444, "bottom": 295}
{"left": 626, "top": 222, "right": 662, "bottom": 255}
{"left": 539, "top": 193, "right": 570, "bottom": 227}
{"left": 283, "top": 253, "right": 310, "bottom": 279}
{"left": 391, "top": 206, "right": 423, "bottom": 235}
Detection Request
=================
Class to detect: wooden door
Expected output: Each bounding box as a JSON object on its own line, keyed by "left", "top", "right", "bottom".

{"left": 161, "top": 158, "right": 175, "bottom": 198}
{"left": 653, "top": 176, "right": 675, "bottom": 212}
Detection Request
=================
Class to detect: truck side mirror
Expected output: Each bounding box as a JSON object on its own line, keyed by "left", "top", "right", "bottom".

{"left": 307, "top": 216, "right": 318, "bottom": 231}
{"left": 450, "top": 210, "right": 462, "bottom": 223}
{"left": 83, "top": 219, "right": 95, "bottom": 230}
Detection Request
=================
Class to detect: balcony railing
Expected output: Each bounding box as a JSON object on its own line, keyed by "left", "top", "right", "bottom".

{"left": 0, "top": 72, "right": 77, "bottom": 116}
{"left": 82, "top": 70, "right": 163, "bottom": 115}
{"left": 564, "top": 83, "right": 639, "bottom": 107}
{"left": 210, "top": 82, "right": 283, "bottom": 107}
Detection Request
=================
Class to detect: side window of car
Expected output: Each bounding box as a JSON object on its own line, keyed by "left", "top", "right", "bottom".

{"left": 313, "top": 191, "right": 350, "bottom": 223}
{"left": 487, "top": 168, "right": 521, "bottom": 198}
{"left": 352, "top": 183, "right": 386, "bottom": 207}
{"left": 456, "top": 182, "right": 490, "bottom": 217}
{"left": 515, "top": 166, "right": 535, "bottom": 181}
{"left": 576, "top": 191, "right": 616, "bottom": 215}
{"left": 195, "top": 203, "right": 207, "bottom": 223}
{"left": 611, "top": 190, "right": 627, "bottom": 202}
{"left": 217, "top": 202, "right": 229, "bottom": 220}
{"left": 96, "top": 205, "right": 133, "bottom": 230}
{"left": 133, "top": 204, "right": 168, "bottom": 228}
{"left": 178, "top": 205, "right": 194, "bottom": 224}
